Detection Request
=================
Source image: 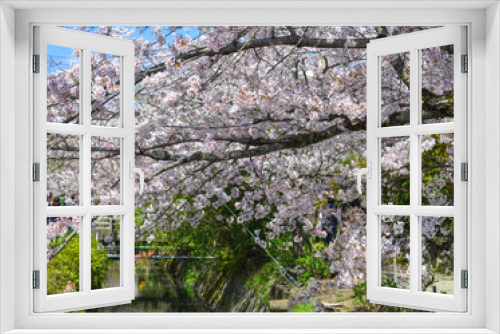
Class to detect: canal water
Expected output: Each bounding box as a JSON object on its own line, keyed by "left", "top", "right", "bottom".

{"left": 85, "top": 258, "right": 213, "bottom": 312}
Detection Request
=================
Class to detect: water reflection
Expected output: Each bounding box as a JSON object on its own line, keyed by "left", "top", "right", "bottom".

{"left": 85, "top": 258, "right": 213, "bottom": 312}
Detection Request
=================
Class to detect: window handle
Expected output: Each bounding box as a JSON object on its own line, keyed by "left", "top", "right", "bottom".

{"left": 130, "top": 162, "right": 145, "bottom": 195}
{"left": 356, "top": 162, "right": 371, "bottom": 194}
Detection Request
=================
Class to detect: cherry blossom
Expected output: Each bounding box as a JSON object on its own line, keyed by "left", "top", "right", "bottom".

{"left": 46, "top": 26, "right": 454, "bottom": 296}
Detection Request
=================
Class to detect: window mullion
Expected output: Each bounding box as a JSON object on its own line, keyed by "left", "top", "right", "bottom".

{"left": 82, "top": 213, "right": 91, "bottom": 293}
{"left": 81, "top": 47, "right": 92, "bottom": 294}
{"left": 409, "top": 47, "right": 420, "bottom": 294}
{"left": 82, "top": 47, "right": 91, "bottom": 208}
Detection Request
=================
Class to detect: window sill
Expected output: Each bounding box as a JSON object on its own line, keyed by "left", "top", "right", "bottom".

{"left": 4, "top": 330, "right": 498, "bottom": 334}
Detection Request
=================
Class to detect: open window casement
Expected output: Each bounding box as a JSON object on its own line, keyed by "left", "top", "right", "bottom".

{"left": 364, "top": 26, "right": 467, "bottom": 312}
{"left": 33, "top": 26, "right": 140, "bottom": 312}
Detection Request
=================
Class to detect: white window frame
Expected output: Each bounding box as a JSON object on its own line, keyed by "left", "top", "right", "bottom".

{"left": 365, "top": 26, "right": 467, "bottom": 312}
{"left": 0, "top": 1, "right": 499, "bottom": 333}
{"left": 33, "top": 26, "right": 136, "bottom": 313}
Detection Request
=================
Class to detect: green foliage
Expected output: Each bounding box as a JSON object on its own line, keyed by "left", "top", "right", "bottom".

{"left": 292, "top": 302, "right": 314, "bottom": 312}
{"left": 184, "top": 267, "right": 200, "bottom": 286}
{"left": 47, "top": 235, "right": 109, "bottom": 295}
{"left": 139, "top": 182, "right": 272, "bottom": 277}
{"left": 90, "top": 239, "right": 111, "bottom": 289}
{"left": 338, "top": 150, "right": 366, "bottom": 169}
{"left": 352, "top": 281, "right": 368, "bottom": 307}
{"left": 244, "top": 261, "right": 281, "bottom": 303}
{"left": 267, "top": 235, "right": 297, "bottom": 269}
{"left": 381, "top": 175, "right": 410, "bottom": 206}
{"left": 381, "top": 277, "right": 398, "bottom": 288}
{"left": 296, "top": 244, "right": 330, "bottom": 282}
{"left": 421, "top": 135, "right": 454, "bottom": 205}
{"left": 47, "top": 235, "right": 80, "bottom": 295}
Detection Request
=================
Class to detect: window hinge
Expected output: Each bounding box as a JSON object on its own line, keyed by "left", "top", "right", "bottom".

{"left": 461, "top": 270, "right": 468, "bottom": 289}
{"left": 461, "top": 54, "right": 468, "bottom": 73}
{"left": 33, "top": 163, "right": 40, "bottom": 182}
{"left": 33, "top": 54, "right": 40, "bottom": 73}
{"left": 33, "top": 270, "right": 40, "bottom": 289}
{"left": 461, "top": 162, "right": 468, "bottom": 181}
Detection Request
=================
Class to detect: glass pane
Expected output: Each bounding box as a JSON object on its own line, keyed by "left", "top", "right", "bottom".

{"left": 47, "top": 45, "right": 81, "bottom": 124}
{"left": 381, "top": 137, "right": 410, "bottom": 205}
{"left": 422, "top": 134, "right": 454, "bottom": 206}
{"left": 47, "top": 134, "right": 80, "bottom": 206}
{"left": 381, "top": 52, "right": 410, "bottom": 127}
{"left": 91, "top": 215, "right": 121, "bottom": 290}
{"left": 421, "top": 45, "right": 454, "bottom": 124}
{"left": 47, "top": 216, "right": 80, "bottom": 295}
{"left": 91, "top": 52, "right": 121, "bottom": 127}
{"left": 421, "top": 217, "right": 454, "bottom": 295}
{"left": 91, "top": 137, "right": 121, "bottom": 205}
{"left": 380, "top": 215, "right": 410, "bottom": 290}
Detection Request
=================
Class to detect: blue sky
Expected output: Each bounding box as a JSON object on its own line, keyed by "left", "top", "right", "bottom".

{"left": 47, "top": 26, "right": 200, "bottom": 73}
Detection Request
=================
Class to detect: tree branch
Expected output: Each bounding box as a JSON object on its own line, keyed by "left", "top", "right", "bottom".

{"left": 146, "top": 117, "right": 365, "bottom": 180}
{"left": 177, "top": 35, "right": 373, "bottom": 62}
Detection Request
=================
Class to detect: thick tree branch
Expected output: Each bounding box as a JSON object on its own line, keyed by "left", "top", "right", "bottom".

{"left": 50, "top": 99, "right": 449, "bottom": 166}
{"left": 146, "top": 117, "right": 366, "bottom": 180}
{"left": 177, "top": 36, "right": 373, "bottom": 62}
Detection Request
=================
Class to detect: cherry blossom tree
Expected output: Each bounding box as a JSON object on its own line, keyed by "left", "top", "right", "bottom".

{"left": 46, "top": 26, "right": 454, "bottom": 297}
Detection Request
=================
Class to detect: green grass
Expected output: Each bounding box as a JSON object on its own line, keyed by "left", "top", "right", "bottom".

{"left": 292, "top": 302, "right": 314, "bottom": 312}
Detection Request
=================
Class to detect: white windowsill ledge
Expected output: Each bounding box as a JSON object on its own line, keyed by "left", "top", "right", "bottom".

{"left": 4, "top": 329, "right": 498, "bottom": 334}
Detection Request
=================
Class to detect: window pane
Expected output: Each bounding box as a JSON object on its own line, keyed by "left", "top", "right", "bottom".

{"left": 421, "top": 45, "right": 454, "bottom": 124}
{"left": 91, "top": 137, "right": 121, "bottom": 205}
{"left": 47, "top": 134, "right": 80, "bottom": 206}
{"left": 380, "top": 215, "right": 410, "bottom": 290}
{"left": 47, "top": 45, "right": 80, "bottom": 124}
{"left": 381, "top": 137, "right": 410, "bottom": 205}
{"left": 47, "top": 216, "right": 80, "bottom": 295}
{"left": 91, "top": 52, "right": 121, "bottom": 127}
{"left": 421, "top": 217, "right": 454, "bottom": 295}
{"left": 91, "top": 215, "right": 121, "bottom": 290}
{"left": 422, "top": 134, "right": 454, "bottom": 206}
{"left": 381, "top": 52, "right": 410, "bottom": 127}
